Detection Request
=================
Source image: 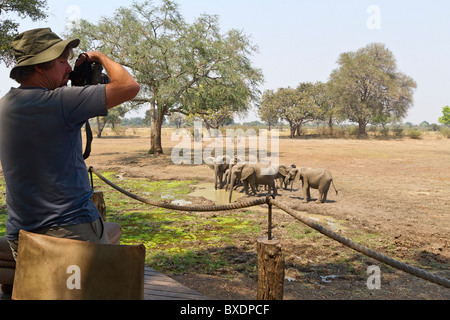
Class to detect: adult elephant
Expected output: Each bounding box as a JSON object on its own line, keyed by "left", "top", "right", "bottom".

{"left": 298, "top": 167, "right": 338, "bottom": 203}
{"left": 205, "top": 155, "right": 231, "bottom": 190}
{"left": 225, "top": 156, "right": 244, "bottom": 191}
{"left": 276, "top": 164, "right": 299, "bottom": 191}
{"left": 228, "top": 163, "right": 277, "bottom": 203}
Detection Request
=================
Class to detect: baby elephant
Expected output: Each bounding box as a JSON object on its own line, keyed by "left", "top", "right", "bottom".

{"left": 299, "top": 168, "right": 338, "bottom": 203}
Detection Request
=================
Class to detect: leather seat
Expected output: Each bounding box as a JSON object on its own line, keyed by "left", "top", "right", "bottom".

{"left": 0, "top": 221, "right": 123, "bottom": 294}
{"left": 12, "top": 230, "right": 145, "bottom": 300}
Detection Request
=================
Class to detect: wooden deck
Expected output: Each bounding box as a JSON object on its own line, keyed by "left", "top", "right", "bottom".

{"left": 0, "top": 266, "right": 209, "bottom": 300}
{"left": 143, "top": 267, "right": 209, "bottom": 300}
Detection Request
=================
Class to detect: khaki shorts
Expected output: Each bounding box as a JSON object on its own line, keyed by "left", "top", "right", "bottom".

{"left": 8, "top": 218, "right": 110, "bottom": 261}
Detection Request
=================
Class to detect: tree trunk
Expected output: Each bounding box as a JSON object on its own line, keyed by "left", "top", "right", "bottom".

{"left": 328, "top": 117, "right": 334, "bottom": 136}
{"left": 96, "top": 117, "right": 106, "bottom": 138}
{"left": 288, "top": 121, "right": 295, "bottom": 138}
{"left": 295, "top": 123, "right": 302, "bottom": 137}
{"left": 358, "top": 119, "right": 367, "bottom": 135}
{"left": 148, "top": 102, "right": 165, "bottom": 155}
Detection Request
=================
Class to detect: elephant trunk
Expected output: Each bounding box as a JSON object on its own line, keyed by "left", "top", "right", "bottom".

{"left": 214, "top": 166, "right": 219, "bottom": 190}
{"left": 228, "top": 173, "right": 236, "bottom": 203}
{"left": 225, "top": 165, "right": 232, "bottom": 191}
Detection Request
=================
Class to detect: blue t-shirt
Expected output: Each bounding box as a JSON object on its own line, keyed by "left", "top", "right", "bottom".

{"left": 0, "top": 85, "right": 107, "bottom": 240}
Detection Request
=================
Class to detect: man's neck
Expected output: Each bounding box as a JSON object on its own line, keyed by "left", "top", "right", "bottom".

{"left": 20, "top": 73, "right": 54, "bottom": 90}
{"left": 20, "top": 78, "right": 50, "bottom": 89}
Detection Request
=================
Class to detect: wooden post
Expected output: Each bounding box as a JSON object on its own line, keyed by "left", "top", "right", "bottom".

{"left": 257, "top": 237, "right": 284, "bottom": 300}
{"left": 91, "top": 190, "right": 106, "bottom": 221}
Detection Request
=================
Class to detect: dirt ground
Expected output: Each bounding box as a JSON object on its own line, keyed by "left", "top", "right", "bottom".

{"left": 85, "top": 129, "right": 450, "bottom": 300}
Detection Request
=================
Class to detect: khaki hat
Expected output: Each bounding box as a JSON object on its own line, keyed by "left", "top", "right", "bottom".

{"left": 10, "top": 27, "right": 80, "bottom": 71}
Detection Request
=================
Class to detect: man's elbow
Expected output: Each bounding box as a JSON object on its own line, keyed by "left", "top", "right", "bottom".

{"left": 127, "top": 81, "right": 141, "bottom": 100}
{"left": 105, "top": 81, "right": 141, "bottom": 109}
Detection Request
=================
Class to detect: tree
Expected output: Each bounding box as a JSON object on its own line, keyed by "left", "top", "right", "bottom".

{"left": 260, "top": 85, "right": 317, "bottom": 138}
{"left": 0, "top": 0, "right": 48, "bottom": 66}
{"left": 168, "top": 112, "right": 186, "bottom": 128}
{"left": 67, "top": 0, "right": 262, "bottom": 154}
{"left": 329, "top": 43, "right": 416, "bottom": 135}
{"left": 257, "top": 90, "right": 279, "bottom": 131}
{"left": 95, "top": 106, "right": 128, "bottom": 138}
{"left": 309, "top": 81, "right": 344, "bottom": 135}
{"left": 438, "top": 106, "right": 450, "bottom": 126}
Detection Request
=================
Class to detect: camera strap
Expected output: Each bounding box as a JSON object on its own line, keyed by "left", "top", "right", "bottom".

{"left": 83, "top": 121, "right": 93, "bottom": 160}
{"left": 71, "top": 53, "right": 93, "bottom": 160}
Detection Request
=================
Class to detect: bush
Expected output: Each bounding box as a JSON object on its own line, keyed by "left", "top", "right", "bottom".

{"left": 345, "top": 126, "right": 360, "bottom": 136}
{"left": 379, "top": 127, "right": 390, "bottom": 136}
{"left": 440, "top": 127, "right": 450, "bottom": 138}
{"left": 407, "top": 129, "right": 422, "bottom": 139}
{"left": 392, "top": 126, "right": 404, "bottom": 137}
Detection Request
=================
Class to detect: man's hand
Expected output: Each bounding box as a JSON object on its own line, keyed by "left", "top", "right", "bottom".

{"left": 80, "top": 51, "right": 140, "bottom": 109}
{"left": 74, "top": 52, "right": 90, "bottom": 68}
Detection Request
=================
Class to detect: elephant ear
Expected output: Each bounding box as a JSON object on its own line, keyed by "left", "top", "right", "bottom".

{"left": 216, "top": 155, "right": 229, "bottom": 165}
{"left": 241, "top": 166, "right": 255, "bottom": 181}
{"left": 234, "top": 156, "right": 245, "bottom": 164}
{"left": 205, "top": 157, "right": 215, "bottom": 170}
{"left": 278, "top": 165, "right": 290, "bottom": 176}
{"left": 222, "top": 155, "right": 231, "bottom": 165}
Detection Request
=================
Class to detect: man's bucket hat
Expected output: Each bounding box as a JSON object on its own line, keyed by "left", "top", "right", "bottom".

{"left": 10, "top": 27, "right": 80, "bottom": 71}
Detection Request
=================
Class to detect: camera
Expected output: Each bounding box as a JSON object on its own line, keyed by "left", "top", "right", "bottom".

{"left": 69, "top": 53, "right": 110, "bottom": 86}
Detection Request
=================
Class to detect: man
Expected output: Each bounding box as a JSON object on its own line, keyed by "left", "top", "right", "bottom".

{"left": 0, "top": 28, "right": 140, "bottom": 259}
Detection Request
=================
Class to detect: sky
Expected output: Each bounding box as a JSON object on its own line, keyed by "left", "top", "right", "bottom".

{"left": 1, "top": 0, "right": 449, "bottom": 125}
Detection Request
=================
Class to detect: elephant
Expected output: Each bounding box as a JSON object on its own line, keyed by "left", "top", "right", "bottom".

{"left": 228, "top": 163, "right": 277, "bottom": 203}
{"left": 275, "top": 164, "right": 299, "bottom": 191}
{"left": 298, "top": 167, "right": 338, "bottom": 203}
{"left": 205, "top": 155, "right": 231, "bottom": 190}
{"left": 225, "top": 155, "right": 245, "bottom": 191}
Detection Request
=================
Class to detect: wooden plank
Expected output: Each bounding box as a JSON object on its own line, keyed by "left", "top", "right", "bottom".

{"left": 0, "top": 267, "right": 209, "bottom": 300}
{"left": 143, "top": 267, "right": 209, "bottom": 300}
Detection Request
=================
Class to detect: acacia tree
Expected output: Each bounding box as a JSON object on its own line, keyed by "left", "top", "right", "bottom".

{"left": 0, "top": 0, "right": 48, "bottom": 65}
{"left": 329, "top": 43, "right": 416, "bottom": 135}
{"left": 67, "top": 0, "right": 262, "bottom": 154}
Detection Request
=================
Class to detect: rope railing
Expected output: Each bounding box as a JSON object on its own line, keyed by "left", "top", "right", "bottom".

{"left": 88, "top": 167, "right": 450, "bottom": 289}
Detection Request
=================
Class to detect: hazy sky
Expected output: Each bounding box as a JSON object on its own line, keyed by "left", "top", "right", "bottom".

{"left": 1, "top": 0, "right": 449, "bottom": 124}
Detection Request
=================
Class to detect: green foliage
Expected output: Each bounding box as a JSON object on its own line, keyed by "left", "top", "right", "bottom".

{"left": 438, "top": 106, "right": 450, "bottom": 126}
{"left": 0, "top": 0, "right": 48, "bottom": 66}
{"left": 329, "top": 43, "right": 417, "bottom": 134}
